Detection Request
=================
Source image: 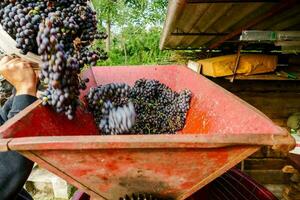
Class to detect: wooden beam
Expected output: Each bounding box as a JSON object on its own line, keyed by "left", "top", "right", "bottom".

{"left": 244, "top": 170, "right": 291, "bottom": 184}
{"left": 160, "top": 0, "right": 186, "bottom": 50}
{"left": 275, "top": 41, "right": 300, "bottom": 46}
{"left": 225, "top": 73, "right": 300, "bottom": 80}
{"left": 209, "top": 0, "right": 299, "bottom": 49}
{"left": 171, "top": 32, "right": 229, "bottom": 36}
{"left": 230, "top": 44, "right": 242, "bottom": 82}
{"left": 243, "top": 158, "right": 287, "bottom": 170}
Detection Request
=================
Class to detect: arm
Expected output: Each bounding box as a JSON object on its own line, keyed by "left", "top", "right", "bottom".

{"left": 8, "top": 95, "right": 37, "bottom": 119}
{"left": 0, "top": 56, "right": 38, "bottom": 120}
{"left": 0, "top": 56, "right": 37, "bottom": 200}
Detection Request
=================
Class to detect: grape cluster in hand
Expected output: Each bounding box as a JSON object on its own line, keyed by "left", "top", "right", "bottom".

{"left": 86, "top": 79, "right": 192, "bottom": 135}
{"left": 86, "top": 83, "right": 136, "bottom": 135}
{"left": 0, "top": 0, "right": 108, "bottom": 119}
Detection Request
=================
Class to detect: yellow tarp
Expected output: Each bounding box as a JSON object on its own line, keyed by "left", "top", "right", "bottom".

{"left": 198, "top": 54, "right": 278, "bottom": 77}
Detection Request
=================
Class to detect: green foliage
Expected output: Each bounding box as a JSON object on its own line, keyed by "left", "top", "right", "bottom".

{"left": 100, "top": 27, "right": 172, "bottom": 66}
{"left": 92, "top": 0, "right": 173, "bottom": 66}
{"left": 92, "top": 0, "right": 129, "bottom": 31}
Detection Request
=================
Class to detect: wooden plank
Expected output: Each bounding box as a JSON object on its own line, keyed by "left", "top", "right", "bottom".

{"left": 225, "top": 73, "right": 300, "bottom": 80}
{"left": 204, "top": 2, "right": 268, "bottom": 47}
{"left": 244, "top": 170, "right": 291, "bottom": 184}
{"left": 253, "top": 3, "right": 300, "bottom": 30}
{"left": 212, "top": 78, "right": 300, "bottom": 93}
{"left": 264, "top": 5, "right": 300, "bottom": 30}
{"left": 288, "top": 154, "right": 300, "bottom": 172}
{"left": 236, "top": 92, "right": 300, "bottom": 119}
{"left": 159, "top": 0, "right": 186, "bottom": 49}
{"left": 170, "top": 3, "right": 211, "bottom": 48}
{"left": 168, "top": 3, "right": 212, "bottom": 48}
{"left": 208, "top": 81, "right": 300, "bottom": 120}
{"left": 250, "top": 146, "right": 289, "bottom": 158}
{"left": 211, "top": 76, "right": 300, "bottom": 130}
{"left": 243, "top": 158, "right": 287, "bottom": 170}
{"left": 282, "top": 186, "right": 300, "bottom": 200}
{"left": 209, "top": 0, "right": 299, "bottom": 49}
{"left": 179, "top": 3, "right": 233, "bottom": 47}
{"left": 175, "top": 4, "right": 210, "bottom": 33}
{"left": 264, "top": 184, "right": 286, "bottom": 199}
{"left": 276, "top": 41, "right": 300, "bottom": 47}
{"left": 162, "top": 0, "right": 299, "bottom": 49}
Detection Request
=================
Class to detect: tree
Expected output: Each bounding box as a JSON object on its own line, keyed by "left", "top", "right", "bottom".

{"left": 92, "top": 0, "right": 172, "bottom": 66}
{"left": 92, "top": 0, "right": 122, "bottom": 52}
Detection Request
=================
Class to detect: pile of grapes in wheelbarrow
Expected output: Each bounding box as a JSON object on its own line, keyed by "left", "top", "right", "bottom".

{"left": 85, "top": 80, "right": 192, "bottom": 135}
{"left": 0, "top": 1, "right": 294, "bottom": 200}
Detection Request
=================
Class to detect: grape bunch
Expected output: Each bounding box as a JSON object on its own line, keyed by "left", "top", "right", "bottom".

{"left": 129, "top": 79, "right": 192, "bottom": 134}
{"left": 99, "top": 101, "right": 136, "bottom": 135}
{"left": 119, "top": 193, "right": 163, "bottom": 200}
{"left": 1, "top": 1, "right": 49, "bottom": 54}
{"left": 0, "top": 0, "right": 108, "bottom": 119}
{"left": 86, "top": 83, "right": 136, "bottom": 135}
{"left": 86, "top": 79, "right": 192, "bottom": 135}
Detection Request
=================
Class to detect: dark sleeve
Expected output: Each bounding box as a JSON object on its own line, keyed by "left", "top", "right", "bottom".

{"left": 0, "top": 95, "right": 37, "bottom": 200}
{"left": 7, "top": 95, "right": 37, "bottom": 119}
{"left": 0, "top": 96, "right": 14, "bottom": 125}
{"left": 0, "top": 151, "right": 34, "bottom": 200}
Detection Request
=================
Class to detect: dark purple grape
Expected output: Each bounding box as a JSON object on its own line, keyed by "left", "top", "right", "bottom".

{"left": 0, "top": 0, "right": 108, "bottom": 119}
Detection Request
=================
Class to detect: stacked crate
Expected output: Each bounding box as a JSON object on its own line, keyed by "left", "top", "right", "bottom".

{"left": 213, "top": 78, "right": 300, "bottom": 199}
{"left": 282, "top": 165, "right": 300, "bottom": 200}
{"left": 236, "top": 147, "right": 290, "bottom": 199}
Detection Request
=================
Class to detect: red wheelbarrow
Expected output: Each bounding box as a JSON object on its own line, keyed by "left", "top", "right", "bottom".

{"left": 72, "top": 168, "right": 279, "bottom": 200}
{"left": 0, "top": 65, "right": 295, "bottom": 200}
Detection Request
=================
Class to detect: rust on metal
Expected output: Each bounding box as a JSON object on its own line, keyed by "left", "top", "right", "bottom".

{"left": 21, "top": 150, "right": 106, "bottom": 200}
{"left": 0, "top": 65, "right": 295, "bottom": 199}
{"left": 17, "top": 147, "right": 259, "bottom": 199}
{"left": 7, "top": 133, "right": 295, "bottom": 152}
{"left": 0, "top": 101, "right": 98, "bottom": 139}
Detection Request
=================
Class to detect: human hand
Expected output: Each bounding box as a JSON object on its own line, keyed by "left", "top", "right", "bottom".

{"left": 0, "top": 56, "right": 38, "bottom": 97}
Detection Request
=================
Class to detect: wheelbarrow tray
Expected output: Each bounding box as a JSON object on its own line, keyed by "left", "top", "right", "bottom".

{"left": 72, "top": 168, "right": 279, "bottom": 200}
{"left": 0, "top": 65, "right": 295, "bottom": 200}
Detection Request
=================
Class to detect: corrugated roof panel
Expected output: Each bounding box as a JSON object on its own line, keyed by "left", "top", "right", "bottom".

{"left": 160, "top": 0, "right": 300, "bottom": 50}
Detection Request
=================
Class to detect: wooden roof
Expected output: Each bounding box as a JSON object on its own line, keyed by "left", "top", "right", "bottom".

{"left": 160, "top": 0, "right": 300, "bottom": 50}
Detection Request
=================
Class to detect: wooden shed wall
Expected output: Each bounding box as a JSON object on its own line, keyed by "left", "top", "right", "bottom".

{"left": 212, "top": 78, "right": 300, "bottom": 198}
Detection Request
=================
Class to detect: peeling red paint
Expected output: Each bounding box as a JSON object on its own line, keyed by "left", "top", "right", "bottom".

{"left": 106, "top": 162, "right": 119, "bottom": 171}
{"left": 0, "top": 66, "right": 289, "bottom": 199}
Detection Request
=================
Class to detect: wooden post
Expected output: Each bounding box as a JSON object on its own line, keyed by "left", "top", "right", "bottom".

{"left": 230, "top": 44, "right": 242, "bottom": 83}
